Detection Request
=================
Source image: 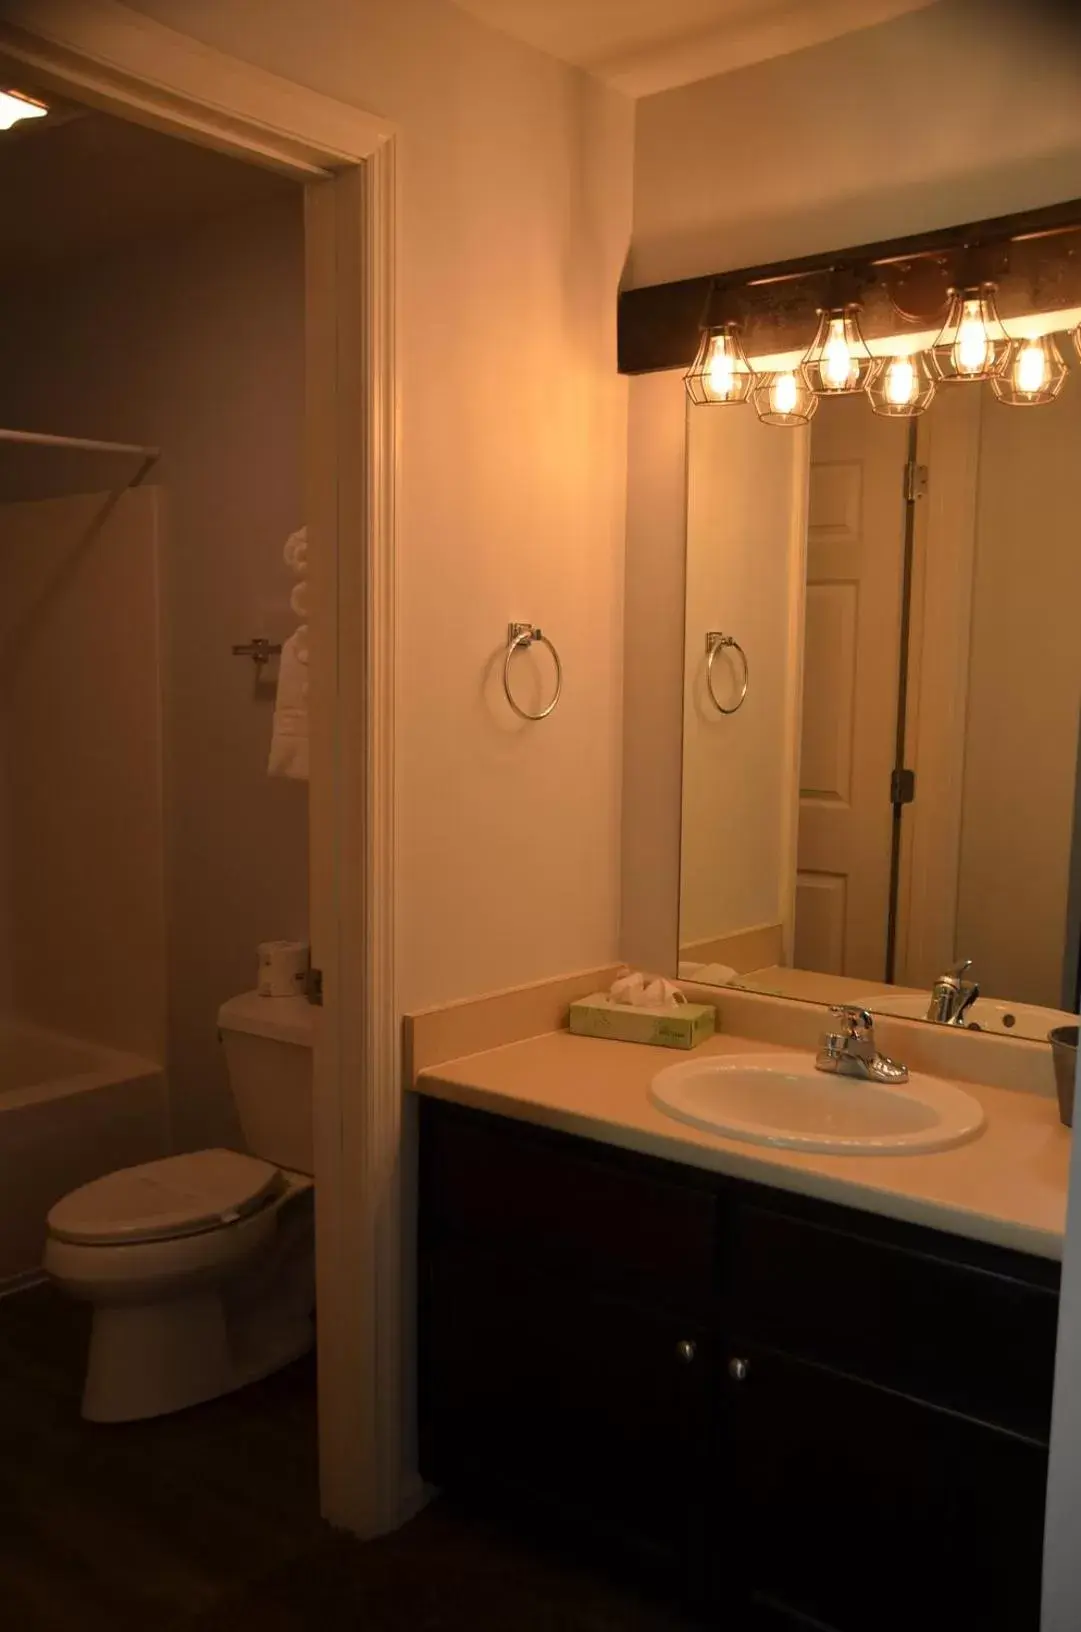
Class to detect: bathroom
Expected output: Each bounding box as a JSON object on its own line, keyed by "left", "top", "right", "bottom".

{"left": 3, "top": 1, "right": 1081, "bottom": 1630}
{"left": 0, "top": 69, "right": 325, "bottom": 1619}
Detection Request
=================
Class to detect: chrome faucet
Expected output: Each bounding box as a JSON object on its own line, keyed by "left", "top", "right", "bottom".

{"left": 926, "top": 960, "right": 979, "bottom": 1026}
{"left": 815, "top": 1006, "right": 909, "bottom": 1084}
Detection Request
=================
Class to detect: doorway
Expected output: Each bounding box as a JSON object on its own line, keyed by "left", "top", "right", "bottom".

{"left": 0, "top": 2, "right": 402, "bottom": 1543}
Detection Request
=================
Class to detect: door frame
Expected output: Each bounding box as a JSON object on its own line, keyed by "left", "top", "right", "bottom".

{"left": 893, "top": 388, "right": 981, "bottom": 990}
{"left": 0, "top": 1, "right": 404, "bottom": 1536}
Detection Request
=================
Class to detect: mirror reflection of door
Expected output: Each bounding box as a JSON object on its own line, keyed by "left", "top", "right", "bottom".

{"left": 795, "top": 397, "right": 908, "bottom": 980}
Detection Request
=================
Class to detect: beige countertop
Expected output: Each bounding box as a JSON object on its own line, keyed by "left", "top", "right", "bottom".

{"left": 415, "top": 1027, "right": 1071, "bottom": 1261}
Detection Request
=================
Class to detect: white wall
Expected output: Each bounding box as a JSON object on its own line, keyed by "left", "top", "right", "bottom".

{"left": 2, "top": 490, "right": 166, "bottom": 1060}
{"left": 680, "top": 409, "right": 806, "bottom": 952}
{"left": 622, "top": 0, "right": 1081, "bottom": 985}
{"left": 122, "top": 0, "right": 635, "bottom": 1016}
{"left": 0, "top": 191, "right": 308, "bottom": 1147}
{"left": 955, "top": 387, "right": 1081, "bottom": 1008}
{"left": 631, "top": 0, "right": 1081, "bottom": 287}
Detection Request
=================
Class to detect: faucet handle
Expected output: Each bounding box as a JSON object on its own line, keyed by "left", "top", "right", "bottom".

{"left": 829, "top": 1005, "right": 875, "bottom": 1039}
{"left": 945, "top": 959, "right": 973, "bottom": 982}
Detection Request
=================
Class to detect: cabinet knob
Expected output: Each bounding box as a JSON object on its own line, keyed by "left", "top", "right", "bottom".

{"left": 675, "top": 1339, "right": 697, "bottom": 1364}
{"left": 728, "top": 1356, "right": 750, "bottom": 1382}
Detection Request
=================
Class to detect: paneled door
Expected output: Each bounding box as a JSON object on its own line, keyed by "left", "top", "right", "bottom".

{"left": 794, "top": 396, "right": 908, "bottom": 979}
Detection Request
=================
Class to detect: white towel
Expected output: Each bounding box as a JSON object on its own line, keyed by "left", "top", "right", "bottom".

{"left": 283, "top": 526, "right": 307, "bottom": 575}
{"left": 268, "top": 626, "right": 309, "bottom": 779}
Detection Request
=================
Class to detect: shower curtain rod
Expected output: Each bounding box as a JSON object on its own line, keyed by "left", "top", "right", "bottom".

{"left": 0, "top": 427, "right": 160, "bottom": 487}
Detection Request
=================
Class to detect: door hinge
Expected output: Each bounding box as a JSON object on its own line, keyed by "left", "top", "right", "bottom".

{"left": 306, "top": 966, "right": 324, "bottom": 1006}
{"left": 891, "top": 767, "right": 916, "bottom": 807}
{"left": 903, "top": 462, "right": 929, "bottom": 502}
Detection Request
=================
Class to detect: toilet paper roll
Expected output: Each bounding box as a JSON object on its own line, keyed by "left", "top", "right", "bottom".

{"left": 257, "top": 940, "right": 310, "bottom": 997}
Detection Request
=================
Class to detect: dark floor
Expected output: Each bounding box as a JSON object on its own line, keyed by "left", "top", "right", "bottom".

{"left": 0, "top": 1286, "right": 704, "bottom": 1630}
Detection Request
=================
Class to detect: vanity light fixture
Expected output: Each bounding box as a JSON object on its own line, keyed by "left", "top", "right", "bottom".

{"left": 866, "top": 350, "right": 937, "bottom": 417}
{"left": 684, "top": 320, "right": 756, "bottom": 405}
{"left": 930, "top": 283, "right": 1010, "bottom": 382}
{"left": 991, "top": 334, "right": 1069, "bottom": 406}
{"left": 0, "top": 89, "right": 48, "bottom": 131}
{"left": 801, "top": 304, "right": 879, "bottom": 395}
{"left": 751, "top": 370, "right": 819, "bottom": 427}
{"left": 1072, "top": 321, "right": 1081, "bottom": 367}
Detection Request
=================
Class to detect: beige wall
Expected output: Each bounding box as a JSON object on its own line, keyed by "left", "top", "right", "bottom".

{"left": 120, "top": 0, "right": 634, "bottom": 1017}
{"left": 0, "top": 192, "right": 307, "bottom": 1147}
{"left": 620, "top": 371, "right": 688, "bottom": 974}
{"left": 631, "top": 0, "right": 1081, "bottom": 288}
{"left": 680, "top": 408, "right": 806, "bottom": 953}
{"left": 955, "top": 388, "right": 1081, "bottom": 1008}
{"left": 1, "top": 490, "right": 166, "bottom": 1059}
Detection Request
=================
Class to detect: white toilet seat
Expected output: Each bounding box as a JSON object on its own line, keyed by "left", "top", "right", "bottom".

{"left": 47, "top": 1149, "right": 285, "bottom": 1247}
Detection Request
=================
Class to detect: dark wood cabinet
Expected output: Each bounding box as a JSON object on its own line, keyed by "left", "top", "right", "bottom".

{"left": 418, "top": 1098, "right": 1060, "bottom": 1631}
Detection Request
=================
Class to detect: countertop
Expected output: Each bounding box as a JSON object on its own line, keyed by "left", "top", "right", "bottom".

{"left": 414, "top": 1027, "right": 1071, "bottom": 1261}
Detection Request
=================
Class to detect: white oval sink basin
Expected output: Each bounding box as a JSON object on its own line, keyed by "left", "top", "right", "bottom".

{"left": 650, "top": 1052, "right": 985, "bottom": 1156}
{"left": 856, "top": 991, "right": 1075, "bottom": 1043}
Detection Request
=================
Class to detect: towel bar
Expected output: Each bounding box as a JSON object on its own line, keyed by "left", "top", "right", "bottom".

{"left": 232, "top": 638, "right": 282, "bottom": 671}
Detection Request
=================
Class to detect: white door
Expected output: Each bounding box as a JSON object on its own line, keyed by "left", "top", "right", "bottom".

{"left": 794, "top": 395, "right": 908, "bottom": 979}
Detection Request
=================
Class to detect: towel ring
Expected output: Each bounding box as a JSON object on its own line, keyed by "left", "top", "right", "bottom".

{"left": 705, "top": 631, "right": 749, "bottom": 716}
{"left": 504, "top": 622, "right": 563, "bottom": 721}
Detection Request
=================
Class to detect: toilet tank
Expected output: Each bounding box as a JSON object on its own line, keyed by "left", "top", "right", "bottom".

{"left": 217, "top": 992, "right": 315, "bottom": 1175}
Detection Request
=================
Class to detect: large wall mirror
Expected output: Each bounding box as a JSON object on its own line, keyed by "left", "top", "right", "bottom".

{"left": 627, "top": 203, "right": 1081, "bottom": 1043}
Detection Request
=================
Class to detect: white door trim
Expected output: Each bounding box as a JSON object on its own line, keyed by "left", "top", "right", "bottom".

{"left": 0, "top": 0, "right": 404, "bottom": 1537}
{"left": 894, "top": 389, "right": 981, "bottom": 989}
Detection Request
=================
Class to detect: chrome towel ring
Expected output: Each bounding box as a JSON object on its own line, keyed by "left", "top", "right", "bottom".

{"left": 705, "top": 631, "right": 749, "bottom": 716}
{"left": 504, "top": 622, "right": 563, "bottom": 721}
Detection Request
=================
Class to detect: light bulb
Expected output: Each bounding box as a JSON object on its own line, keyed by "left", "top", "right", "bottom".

{"left": 1014, "top": 341, "right": 1047, "bottom": 396}
{"left": 884, "top": 357, "right": 917, "bottom": 406}
{"left": 956, "top": 300, "right": 990, "bottom": 375}
{"left": 684, "top": 321, "right": 753, "bottom": 407}
{"left": 772, "top": 372, "right": 799, "bottom": 416}
{"left": 707, "top": 338, "right": 736, "bottom": 400}
{"left": 821, "top": 318, "right": 854, "bottom": 390}
{"left": 0, "top": 90, "right": 48, "bottom": 131}
{"left": 991, "top": 333, "right": 1069, "bottom": 407}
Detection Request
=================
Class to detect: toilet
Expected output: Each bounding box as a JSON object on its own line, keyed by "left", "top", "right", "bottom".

{"left": 44, "top": 992, "right": 315, "bottom": 1423}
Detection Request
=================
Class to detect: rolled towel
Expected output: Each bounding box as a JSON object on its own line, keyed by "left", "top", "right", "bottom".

{"left": 290, "top": 580, "right": 310, "bottom": 619}
{"left": 283, "top": 526, "right": 307, "bottom": 575}
{"left": 268, "top": 627, "right": 309, "bottom": 780}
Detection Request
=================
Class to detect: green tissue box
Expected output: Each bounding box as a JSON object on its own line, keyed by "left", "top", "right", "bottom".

{"left": 568, "top": 993, "right": 716, "bottom": 1050}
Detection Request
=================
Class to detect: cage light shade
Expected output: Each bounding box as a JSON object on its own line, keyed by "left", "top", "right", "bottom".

{"left": 991, "top": 334, "right": 1069, "bottom": 406}
{"left": 1074, "top": 322, "right": 1081, "bottom": 366}
{"left": 866, "top": 351, "right": 937, "bottom": 417}
{"left": 801, "top": 304, "right": 879, "bottom": 395}
{"left": 752, "top": 370, "right": 819, "bottom": 427}
{"left": 930, "top": 283, "right": 1009, "bottom": 382}
{"left": 684, "top": 321, "right": 755, "bottom": 405}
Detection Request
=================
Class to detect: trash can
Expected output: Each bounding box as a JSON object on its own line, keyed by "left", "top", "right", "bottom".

{"left": 1049, "top": 1025, "right": 1078, "bottom": 1128}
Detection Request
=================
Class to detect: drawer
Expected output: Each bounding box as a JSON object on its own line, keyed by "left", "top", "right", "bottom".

{"left": 726, "top": 1201, "right": 1059, "bottom": 1440}
{"left": 420, "top": 1100, "right": 717, "bottom": 1314}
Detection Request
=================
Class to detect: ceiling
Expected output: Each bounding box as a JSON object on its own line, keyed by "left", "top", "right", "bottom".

{"left": 451, "top": 0, "right": 940, "bottom": 96}
{"left": 0, "top": 101, "right": 296, "bottom": 282}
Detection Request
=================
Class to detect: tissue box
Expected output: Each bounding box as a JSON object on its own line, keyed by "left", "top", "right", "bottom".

{"left": 568, "top": 994, "right": 716, "bottom": 1050}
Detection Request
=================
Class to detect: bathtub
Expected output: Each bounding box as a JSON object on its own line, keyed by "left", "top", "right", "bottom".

{"left": 0, "top": 1019, "right": 169, "bottom": 1289}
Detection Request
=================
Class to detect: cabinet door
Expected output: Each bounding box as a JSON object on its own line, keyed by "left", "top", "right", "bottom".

{"left": 724, "top": 1345, "right": 1046, "bottom": 1632}
{"left": 421, "top": 1246, "right": 713, "bottom": 1560}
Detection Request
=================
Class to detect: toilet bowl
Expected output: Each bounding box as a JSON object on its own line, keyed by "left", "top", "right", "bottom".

{"left": 44, "top": 992, "right": 316, "bottom": 1422}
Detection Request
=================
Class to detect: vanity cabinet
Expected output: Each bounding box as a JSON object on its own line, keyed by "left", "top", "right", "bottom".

{"left": 418, "top": 1099, "right": 1059, "bottom": 1631}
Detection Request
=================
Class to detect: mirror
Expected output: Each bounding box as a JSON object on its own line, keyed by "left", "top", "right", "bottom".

{"left": 678, "top": 366, "right": 1081, "bottom": 1042}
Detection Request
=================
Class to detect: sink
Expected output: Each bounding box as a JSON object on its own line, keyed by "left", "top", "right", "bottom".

{"left": 857, "top": 992, "right": 1076, "bottom": 1042}
{"left": 650, "top": 1052, "right": 985, "bottom": 1155}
